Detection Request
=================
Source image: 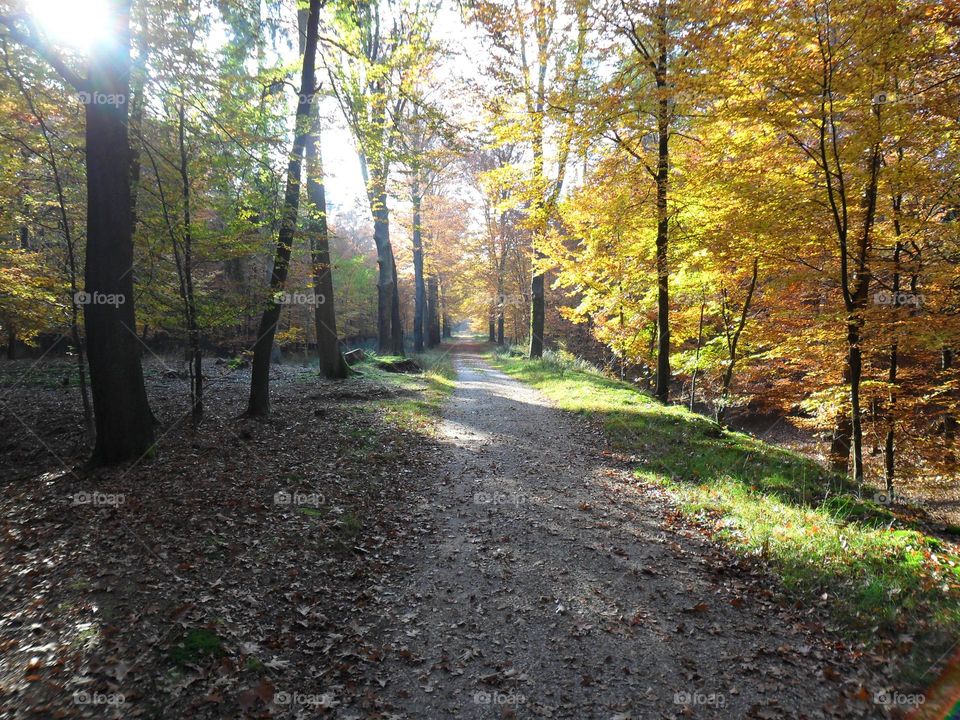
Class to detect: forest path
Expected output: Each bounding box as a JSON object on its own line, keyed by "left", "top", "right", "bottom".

{"left": 349, "top": 344, "right": 868, "bottom": 719}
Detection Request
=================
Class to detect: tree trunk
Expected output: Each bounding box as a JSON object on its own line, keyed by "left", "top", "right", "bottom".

{"left": 829, "top": 363, "right": 852, "bottom": 474}
{"left": 427, "top": 275, "right": 440, "bottom": 348}
{"left": 653, "top": 0, "right": 671, "bottom": 403}
{"left": 84, "top": 0, "right": 154, "bottom": 463}
{"left": 439, "top": 277, "right": 451, "bottom": 339}
{"left": 529, "top": 261, "right": 545, "bottom": 357}
{"left": 411, "top": 176, "right": 426, "bottom": 353}
{"left": 303, "top": 83, "right": 347, "bottom": 378}
{"left": 247, "top": 0, "right": 321, "bottom": 416}
{"left": 830, "top": 412, "right": 852, "bottom": 475}
{"left": 847, "top": 319, "right": 865, "bottom": 487}
{"left": 371, "top": 193, "right": 402, "bottom": 355}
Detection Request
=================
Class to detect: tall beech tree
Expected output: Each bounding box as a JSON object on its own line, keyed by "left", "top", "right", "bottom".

{"left": 247, "top": 0, "right": 322, "bottom": 416}
{"left": 299, "top": 5, "right": 348, "bottom": 379}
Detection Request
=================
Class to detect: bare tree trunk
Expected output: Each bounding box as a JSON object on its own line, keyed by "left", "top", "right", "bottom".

{"left": 653, "top": 0, "right": 671, "bottom": 404}
{"left": 84, "top": 0, "right": 154, "bottom": 462}
{"left": 304, "top": 112, "right": 347, "bottom": 376}
{"left": 529, "top": 263, "right": 545, "bottom": 357}
{"left": 247, "top": 0, "right": 321, "bottom": 416}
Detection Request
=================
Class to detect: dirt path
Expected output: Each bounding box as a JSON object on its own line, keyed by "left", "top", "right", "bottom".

{"left": 346, "top": 347, "right": 873, "bottom": 719}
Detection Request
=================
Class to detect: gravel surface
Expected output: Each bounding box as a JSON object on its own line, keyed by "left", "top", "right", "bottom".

{"left": 347, "top": 347, "right": 880, "bottom": 719}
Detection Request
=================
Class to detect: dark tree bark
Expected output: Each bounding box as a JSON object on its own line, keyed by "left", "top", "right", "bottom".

{"left": 83, "top": 0, "right": 154, "bottom": 463}
{"left": 370, "top": 191, "right": 403, "bottom": 355}
{"left": 883, "top": 183, "right": 909, "bottom": 495}
{"left": 299, "top": 9, "right": 348, "bottom": 380}
{"left": 529, "top": 267, "right": 545, "bottom": 357}
{"left": 653, "top": 0, "right": 671, "bottom": 404}
{"left": 246, "top": 0, "right": 321, "bottom": 416}
{"left": 306, "top": 127, "right": 348, "bottom": 378}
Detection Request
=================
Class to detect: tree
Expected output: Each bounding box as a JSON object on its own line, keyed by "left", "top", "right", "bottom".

{"left": 324, "top": 0, "right": 438, "bottom": 355}
{"left": 299, "top": 5, "right": 348, "bottom": 379}
{"left": 246, "top": 0, "right": 322, "bottom": 416}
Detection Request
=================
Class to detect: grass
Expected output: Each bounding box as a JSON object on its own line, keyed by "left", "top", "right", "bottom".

{"left": 168, "top": 628, "right": 224, "bottom": 667}
{"left": 491, "top": 347, "right": 960, "bottom": 681}
{"left": 354, "top": 348, "right": 456, "bottom": 431}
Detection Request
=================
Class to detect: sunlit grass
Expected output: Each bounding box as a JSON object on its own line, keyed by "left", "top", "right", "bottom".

{"left": 491, "top": 349, "right": 960, "bottom": 678}
{"left": 355, "top": 348, "right": 455, "bottom": 431}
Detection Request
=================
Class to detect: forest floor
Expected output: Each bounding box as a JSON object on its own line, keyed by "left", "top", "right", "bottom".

{"left": 0, "top": 340, "right": 955, "bottom": 718}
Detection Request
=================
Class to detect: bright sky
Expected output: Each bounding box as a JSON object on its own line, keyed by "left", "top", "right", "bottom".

{"left": 26, "top": 0, "right": 111, "bottom": 51}
{"left": 25, "top": 0, "right": 486, "bottom": 235}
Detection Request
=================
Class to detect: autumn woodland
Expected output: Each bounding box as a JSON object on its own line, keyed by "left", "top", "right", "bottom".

{"left": 0, "top": 0, "right": 959, "bottom": 717}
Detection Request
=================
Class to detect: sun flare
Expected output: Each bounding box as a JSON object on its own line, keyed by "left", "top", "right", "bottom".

{"left": 27, "top": 0, "right": 112, "bottom": 50}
